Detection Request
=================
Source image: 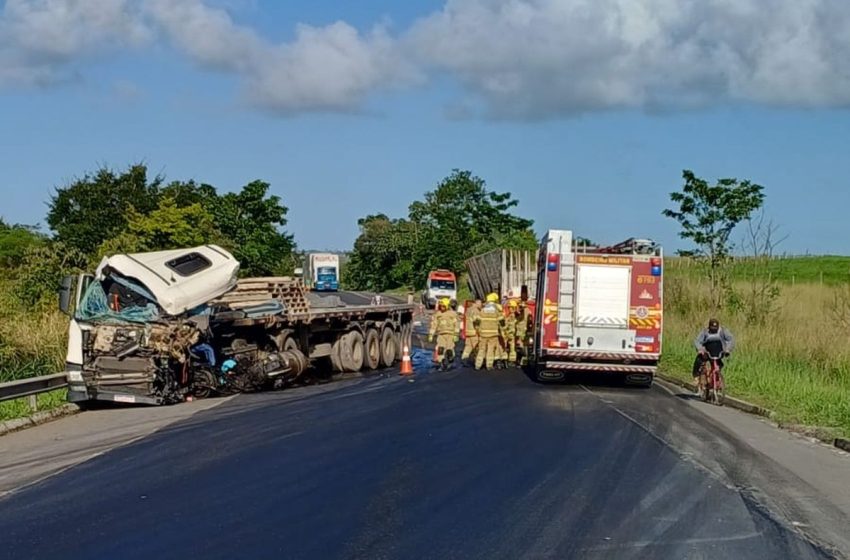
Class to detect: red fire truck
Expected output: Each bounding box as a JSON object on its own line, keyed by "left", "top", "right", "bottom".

{"left": 531, "top": 230, "right": 663, "bottom": 386}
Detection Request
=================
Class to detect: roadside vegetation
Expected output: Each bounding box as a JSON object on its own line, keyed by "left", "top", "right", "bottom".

{"left": 1, "top": 165, "right": 848, "bottom": 438}
{"left": 660, "top": 273, "right": 850, "bottom": 438}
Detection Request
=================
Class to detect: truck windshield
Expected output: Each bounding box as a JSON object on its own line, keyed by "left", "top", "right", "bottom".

{"left": 317, "top": 267, "right": 337, "bottom": 279}
{"left": 430, "top": 279, "right": 455, "bottom": 290}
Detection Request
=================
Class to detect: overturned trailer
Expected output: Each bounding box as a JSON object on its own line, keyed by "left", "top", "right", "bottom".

{"left": 60, "top": 245, "right": 414, "bottom": 406}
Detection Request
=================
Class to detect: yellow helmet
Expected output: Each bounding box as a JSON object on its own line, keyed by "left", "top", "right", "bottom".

{"left": 486, "top": 293, "right": 499, "bottom": 303}
{"left": 439, "top": 297, "right": 451, "bottom": 308}
{"left": 508, "top": 299, "right": 518, "bottom": 308}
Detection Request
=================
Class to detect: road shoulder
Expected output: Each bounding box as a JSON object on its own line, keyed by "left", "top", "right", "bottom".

{"left": 0, "top": 396, "right": 232, "bottom": 497}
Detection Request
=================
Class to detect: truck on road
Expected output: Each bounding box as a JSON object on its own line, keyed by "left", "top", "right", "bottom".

{"left": 421, "top": 269, "right": 457, "bottom": 309}
{"left": 59, "top": 245, "right": 414, "bottom": 406}
{"left": 304, "top": 253, "right": 340, "bottom": 292}
{"left": 531, "top": 230, "right": 663, "bottom": 386}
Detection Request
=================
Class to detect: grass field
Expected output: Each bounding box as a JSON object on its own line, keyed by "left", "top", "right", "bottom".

{"left": 660, "top": 272, "right": 850, "bottom": 438}
{"left": 668, "top": 255, "right": 850, "bottom": 285}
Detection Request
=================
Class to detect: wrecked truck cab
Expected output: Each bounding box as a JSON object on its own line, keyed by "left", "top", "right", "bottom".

{"left": 93, "top": 245, "right": 239, "bottom": 316}
{"left": 65, "top": 245, "right": 239, "bottom": 405}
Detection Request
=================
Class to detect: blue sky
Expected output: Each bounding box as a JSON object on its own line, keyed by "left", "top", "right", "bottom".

{"left": 1, "top": 0, "right": 849, "bottom": 254}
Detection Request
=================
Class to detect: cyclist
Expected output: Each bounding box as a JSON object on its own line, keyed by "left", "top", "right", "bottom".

{"left": 693, "top": 318, "right": 735, "bottom": 395}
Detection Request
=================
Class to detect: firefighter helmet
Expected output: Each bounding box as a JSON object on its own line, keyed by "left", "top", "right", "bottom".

{"left": 439, "top": 297, "right": 451, "bottom": 308}
{"left": 486, "top": 293, "right": 499, "bottom": 303}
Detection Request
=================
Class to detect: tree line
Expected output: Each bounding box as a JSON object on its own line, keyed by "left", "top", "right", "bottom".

{"left": 1, "top": 162, "right": 773, "bottom": 315}
{"left": 0, "top": 165, "right": 538, "bottom": 307}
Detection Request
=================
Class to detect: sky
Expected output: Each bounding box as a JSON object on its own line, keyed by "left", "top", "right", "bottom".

{"left": 1, "top": 0, "right": 850, "bottom": 255}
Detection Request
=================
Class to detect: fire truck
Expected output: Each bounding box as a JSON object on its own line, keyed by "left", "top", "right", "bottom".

{"left": 531, "top": 230, "right": 663, "bottom": 386}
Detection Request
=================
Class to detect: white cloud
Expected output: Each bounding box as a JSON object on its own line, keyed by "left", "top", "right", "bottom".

{"left": 145, "top": 0, "right": 419, "bottom": 114}
{"left": 0, "top": 0, "right": 150, "bottom": 87}
{"left": 3, "top": 0, "right": 850, "bottom": 118}
{"left": 409, "top": 0, "right": 850, "bottom": 118}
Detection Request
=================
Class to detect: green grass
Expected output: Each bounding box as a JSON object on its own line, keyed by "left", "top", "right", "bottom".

{"left": 0, "top": 389, "right": 68, "bottom": 422}
{"left": 668, "top": 255, "right": 850, "bottom": 285}
{"left": 660, "top": 274, "right": 850, "bottom": 438}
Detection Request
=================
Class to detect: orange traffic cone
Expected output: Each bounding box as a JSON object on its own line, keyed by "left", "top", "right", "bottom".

{"left": 400, "top": 345, "right": 413, "bottom": 375}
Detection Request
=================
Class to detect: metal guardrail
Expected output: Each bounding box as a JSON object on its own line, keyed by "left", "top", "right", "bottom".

{"left": 0, "top": 373, "right": 68, "bottom": 408}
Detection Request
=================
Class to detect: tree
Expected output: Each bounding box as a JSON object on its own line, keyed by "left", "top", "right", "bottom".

{"left": 663, "top": 170, "right": 765, "bottom": 309}
{"left": 47, "top": 165, "right": 296, "bottom": 276}
{"left": 47, "top": 164, "right": 162, "bottom": 254}
{"left": 14, "top": 242, "right": 87, "bottom": 309}
{"left": 731, "top": 211, "right": 786, "bottom": 324}
{"left": 0, "top": 219, "right": 46, "bottom": 269}
{"left": 204, "top": 181, "right": 296, "bottom": 276}
{"left": 346, "top": 170, "right": 537, "bottom": 291}
{"left": 344, "top": 214, "right": 418, "bottom": 291}
{"left": 408, "top": 169, "right": 535, "bottom": 274}
{"left": 94, "top": 196, "right": 221, "bottom": 261}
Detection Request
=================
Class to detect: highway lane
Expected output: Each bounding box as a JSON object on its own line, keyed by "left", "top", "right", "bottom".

{"left": 0, "top": 366, "right": 835, "bottom": 560}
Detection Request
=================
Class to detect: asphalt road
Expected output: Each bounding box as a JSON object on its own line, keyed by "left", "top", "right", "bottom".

{"left": 0, "top": 365, "right": 838, "bottom": 560}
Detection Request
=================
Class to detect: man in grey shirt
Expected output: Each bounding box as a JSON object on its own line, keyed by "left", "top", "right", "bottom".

{"left": 692, "top": 318, "right": 735, "bottom": 392}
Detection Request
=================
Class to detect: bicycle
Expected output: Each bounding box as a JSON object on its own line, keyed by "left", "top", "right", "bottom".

{"left": 700, "top": 351, "right": 725, "bottom": 406}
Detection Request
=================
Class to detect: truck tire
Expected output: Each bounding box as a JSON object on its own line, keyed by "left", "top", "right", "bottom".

{"left": 331, "top": 335, "right": 344, "bottom": 372}
{"left": 364, "top": 328, "right": 380, "bottom": 370}
{"left": 341, "top": 331, "right": 365, "bottom": 372}
{"left": 379, "top": 327, "right": 396, "bottom": 367}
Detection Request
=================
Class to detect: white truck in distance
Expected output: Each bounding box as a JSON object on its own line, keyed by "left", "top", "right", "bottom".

{"left": 306, "top": 253, "right": 340, "bottom": 292}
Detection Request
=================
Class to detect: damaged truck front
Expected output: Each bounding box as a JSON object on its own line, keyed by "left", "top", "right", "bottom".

{"left": 60, "top": 245, "right": 243, "bottom": 405}
{"left": 60, "top": 245, "right": 414, "bottom": 406}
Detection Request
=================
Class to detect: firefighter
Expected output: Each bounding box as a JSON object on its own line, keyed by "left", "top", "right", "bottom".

{"left": 474, "top": 293, "right": 503, "bottom": 370}
{"left": 461, "top": 299, "right": 482, "bottom": 365}
{"left": 515, "top": 301, "right": 532, "bottom": 366}
{"left": 503, "top": 300, "right": 519, "bottom": 366}
{"left": 428, "top": 297, "right": 459, "bottom": 370}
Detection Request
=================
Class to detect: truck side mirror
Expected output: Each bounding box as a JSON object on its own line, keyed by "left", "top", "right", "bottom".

{"left": 293, "top": 267, "right": 304, "bottom": 277}
{"left": 58, "top": 275, "right": 73, "bottom": 316}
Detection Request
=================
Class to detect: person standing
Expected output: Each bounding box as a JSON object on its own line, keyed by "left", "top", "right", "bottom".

{"left": 474, "top": 293, "right": 503, "bottom": 370}
{"left": 461, "top": 299, "right": 482, "bottom": 365}
{"left": 428, "top": 298, "right": 459, "bottom": 370}
{"left": 502, "top": 300, "right": 519, "bottom": 366}
{"left": 515, "top": 301, "right": 532, "bottom": 366}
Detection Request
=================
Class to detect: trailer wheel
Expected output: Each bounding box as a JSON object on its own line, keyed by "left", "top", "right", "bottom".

{"left": 341, "top": 331, "right": 365, "bottom": 372}
{"left": 364, "top": 328, "right": 381, "bottom": 370}
{"left": 331, "top": 336, "right": 344, "bottom": 372}
{"left": 379, "top": 327, "right": 396, "bottom": 367}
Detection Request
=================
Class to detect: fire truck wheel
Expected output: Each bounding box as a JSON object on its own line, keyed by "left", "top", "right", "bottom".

{"left": 364, "top": 328, "right": 380, "bottom": 370}
{"left": 379, "top": 326, "right": 396, "bottom": 367}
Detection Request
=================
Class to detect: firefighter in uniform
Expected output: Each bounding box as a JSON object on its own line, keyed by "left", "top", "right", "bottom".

{"left": 429, "top": 297, "right": 459, "bottom": 369}
{"left": 503, "top": 300, "right": 518, "bottom": 365}
{"left": 515, "top": 301, "right": 531, "bottom": 366}
{"left": 461, "top": 299, "right": 482, "bottom": 365}
{"left": 474, "top": 293, "right": 503, "bottom": 370}
{"left": 492, "top": 298, "right": 507, "bottom": 368}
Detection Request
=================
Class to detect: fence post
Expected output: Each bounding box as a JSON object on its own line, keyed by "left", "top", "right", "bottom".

{"left": 27, "top": 394, "right": 38, "bottom": 412}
